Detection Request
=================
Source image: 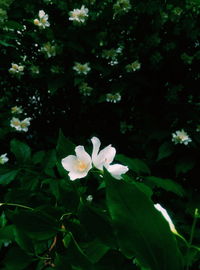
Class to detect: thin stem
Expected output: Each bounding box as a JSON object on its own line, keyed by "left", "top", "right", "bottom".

{"left": 185, "top": 208, "right": 199, "bottom": 270}
{"left": 0, "top": 202, "right": 34, "bottom": 211}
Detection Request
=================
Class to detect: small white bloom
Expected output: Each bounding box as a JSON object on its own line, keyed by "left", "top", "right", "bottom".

{"left": 41, "top": 42, "right": 56, "bottom": 58}
{"left": 86, "top": 195, "right": 93, "bottom": 202}
{"left": 91, "top": 137, "right": 128, "bottom": 179}
{"left": 9, "top": 63, "right": 24, "bottom": 75}
{"left": 10, "top": 117, "right": 22, "bottom": 131}
{"left": 11, "top": 106, "right": 23, "bottom": 114}
{"left": 126, "top": 60, "right": 141, "bottom": 72}
{"left": 106, "top": 93, "right": 121, "bottom": 103}
{"left": 20, "top": 117, "right": 31, "bottom": 132}
{"left": 61, "top": 146, "right": 92, "bottom": 180}
{"left": 154, "top": 203, "right": 178, "bottom": 234}
{"left": 34, "top": 10, "right": 50, "bottom": 29}
{"left": 69, "top": 5, "right": 89, "bottom": 23}
{"left": 10, "top": 117, "right": 31, "bottom": 132}
{"left": 172, "top": 129, "right": 192, "bottom": 145}
{"left": 0, "top": 153, "right": 9, "bottom": 165}
{"left": 73, "top": 62, "right": 91, "bottom": 75}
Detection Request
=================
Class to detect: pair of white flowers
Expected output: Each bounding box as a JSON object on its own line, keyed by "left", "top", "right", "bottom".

{"left": 34, "top": 10, "right": 50, "bottom": 29}
{"left": 10, "top": 117, "right": 31, "bottom": 132}
{"left": 61, "top": 137, "right": 128, "bottom": 180}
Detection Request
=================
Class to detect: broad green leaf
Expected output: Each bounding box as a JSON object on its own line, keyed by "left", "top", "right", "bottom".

{"left": 10, "top": 139, "right": 31, "bottom": 163}
{"left": 116, "top": 154, "right": 151, "bottom": 175}
{"left": 0, "top": 225, "right": 15, "bottom": 242}
{"left": 78, "top": 203, "right": 116, "bottom": 248}
{"left": 56, "top": 129, "right": 75, "bottom": 160}
{"left": 10, "top": 209, "right": 60, "bottom": 241}
{"left": 82, "top": 238, "right": 109, "bottom": 263}
{"left": 157, "top": 141, "right": 174, "bottom": 161}
{"left": 175, "top": 157, "right": 196, "bottom": 176}
{"left": 32, "top": 151, "right": 45, "bottom": 164}
{"left": 0, "top": 169, "right": 19, "bottom": 185}
{"left": 145, "top": 176, "right": 185, "bottom": 197}
{"left": 105, "top": 171, "right": 183, "bottom": 270}
{"left": 3, "top": 246, "right": 34, "bottom": 270}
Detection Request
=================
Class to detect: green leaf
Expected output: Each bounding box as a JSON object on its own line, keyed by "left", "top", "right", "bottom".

{"left": 157, "top": 142, "right": 174, "bottom": 161}
{"left": 78, "top": 203, "right": 116, "bottom": 248}
{"left": 105, "top": 171, "right": 183, "bottom": 270}
{"left": 56, "top": 129, "right": 75, "bottom": 160}
{"left": 10, "top": 209, "right": 60, "bottom": 241}
{"left": 116, "top": 154, "right": 151, "bottom": 175}
{"left": 0, "top": 169, "right": 19, "bottom": 185}
{"left": 82, "top": 238, "right": 109, "bottom": 263}
{"left": 32, "top": 151, "right": 45, "bottom": 164}
{"left": 3, "top": 246, "right": 34, "bottom": 270}
{"left": 61, "top": 232, "right": 93, "bottom": 270}
{"left": 144, "top": 176, "right": 185, "bottom": 197}
{"left": 10, "top": 139, "right": 31, "bottom": 163}
{"left": 175, "top": 157, "right": 196, "bottom": 176}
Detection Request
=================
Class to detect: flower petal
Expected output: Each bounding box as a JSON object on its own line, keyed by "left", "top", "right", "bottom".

{"left": 91, "top": 137, "right": 101, "bottom": 158}
{"left": 97, "top": 145, "right": 116, "bottom": 169}
{"left": 75, "top": 145, "right": 92, "bottom": 166}
{"left": 61, "top": 155, "right": 77, "bottom": 172}
{"left": 68, "top": 170, "right": 89, "bottom": 181}
{"left": 107, "top": 164, "right": 129, "bottom": 179}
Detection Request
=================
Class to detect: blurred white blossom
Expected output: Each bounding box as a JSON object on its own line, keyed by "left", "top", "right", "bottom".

{"left": 41, "top": 42, "right": 57, "bottom": 58}
{"left": 9, "top": 63, "right": 24, "bottom": 75}
{"left": 34, "top": 10, "right": 50, "bottom": 29}
{"left": 0, "top": 153, "right": 9, "bottom": 165}
{"left": 10, "top": 117, "right": 31, "bottom": 132}
{"left": 106, "top": 93, "right": 121, "bottom": 103}
{"left": 73, "top": 62, "right": 91, "bottom": 75}
{"left": 69, "top": 5, "right": 89, "bottom": 23}
{"left": 11, "top": 106, "right": 23, "bottom": 114}
{"left": 126, "top": 60, "right": 141, "bottom": 72}
{"left": 172, "top": 129, "right": 192, "bottom": 145}
{"left": 79, "top": 82, "right": 93, "bottom": 96}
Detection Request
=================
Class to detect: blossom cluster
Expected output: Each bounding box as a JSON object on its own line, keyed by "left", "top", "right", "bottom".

{"left": 61, "top": 137, "right": 128, "bottom": 180}
{"left": 106, "top": 92, "right": 121, "bottom": 103}
{"left": 34, "top": 10, "right": 50, "bottom": 29}
{"left": 73, "top": 62, "right": 91, "bottom": 75}
{"left": 9, "top": 63, "right": 24, "bottom": 76}
{"left": 10, "top": 117, "right": 31, "bottom": 132}
{"left": 69, "top": 5, "right": 89, "bottom": 24}
{"left": 126, "top": 60, "right": 141, "bottom": 72}
{"left": 171, "top": 129, "right": 192, "bottom": 145}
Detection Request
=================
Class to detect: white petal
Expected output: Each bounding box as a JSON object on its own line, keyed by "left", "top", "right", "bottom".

{"left": 68, "top": 170, "right": 89, "bottom": 180}
{"left": 75, "top": 145, "right": 92, "bottom": 166}
{"left": 107, "top": 164, "right": 129, "bottom": 179}
{"left": 61, "top": 155, "right": 77, "bottom": 172}
{"left": 97, "top": 145, "right": 116, "bottom": 168}
{"left": 91, "top": 137, "right": 101, "bottom": 159}
{"left": 39, "top": 10, "right": 45, "bottom": 18}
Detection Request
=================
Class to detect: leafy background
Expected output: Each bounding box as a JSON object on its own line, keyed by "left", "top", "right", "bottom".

{"left": 0, "top": 0, "right": 200, "bottom": 269}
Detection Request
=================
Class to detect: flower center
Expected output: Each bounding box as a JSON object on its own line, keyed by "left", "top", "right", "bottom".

{"left": 13, "top": 120, "right": 20, "bottom": 126}
{"left": 76, "top": 160, "right": 87, "bottom": 172}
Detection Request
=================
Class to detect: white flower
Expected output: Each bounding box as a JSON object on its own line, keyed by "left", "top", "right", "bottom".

{"left": 9, "top": 63, "right": 24, "bottom": 75}
{"left": 34, "top": 10, "right": 50, "bottom": 29}
{"left": 154, "top": 203, "right": 178, "bottom": 234}
{"left": 106, "top": 93, "right": 121, "bottom": 103}
{"left": 0, "top": 153, "right": 9, "bottom": 165}
{"left": 172, "top": 129, "right": 192, "bottom": 145}
{"left": 10, "top": 117, "right": 21, "bottom": 131}
{"left": 73, "top": 62, "right": 91, "bottom": 75}
{"left": 41, "top": 42, "right": 56, "bottom": 58}
{"left": 20, "top": 117, "right": 31, "bottom": 132}
{"left": 91, "top": 137, "right": 128, "bottom": 179}
{"left": 61, "top": 146, "right": 92, "bottom": 180}
{"left": 11, "top": 106, "right": 23, "bottom": 114}
{"left": 10, "top": 117, "right": 31, "bottom": 132}
{"left": 126, "top": 60, "right": 141, "bottom": 72}
{"left": 69, "top": 5, "right": 89, "bottom": 23}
